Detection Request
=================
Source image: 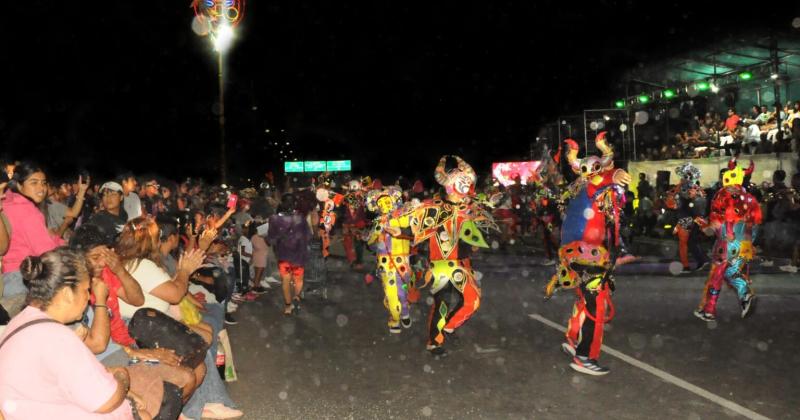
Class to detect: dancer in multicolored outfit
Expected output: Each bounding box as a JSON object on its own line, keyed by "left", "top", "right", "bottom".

{"left": 315, "top": 181, "right": 343, "bottom": 260}
{"left": 410, "top": 156, "right": 496, "bottom": 355}
{"left": 665, "top": 163, "right": 709, "bottom": 273}
{"left": 365, "top": 187, "right": 414, "bottom": 333}
{"left": 544, "top": 132, "right": 631, "bottom": 375}
{"left": 694, "top": 158, "right": 762, "bottom": 322}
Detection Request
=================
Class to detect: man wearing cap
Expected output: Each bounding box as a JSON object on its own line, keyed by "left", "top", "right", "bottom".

{"left": 88, "top": 182, "right": 129, "bottom": 244}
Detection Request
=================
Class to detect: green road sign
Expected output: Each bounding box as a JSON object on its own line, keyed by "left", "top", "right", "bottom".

{"left": 304, "top": 161, "right": 327, "bottom": 172}
{"left": 284, "top": 161, "right": 304, "bottom": 173}
{"left": 326, "top": 160, "right": 352, "bottom": 171}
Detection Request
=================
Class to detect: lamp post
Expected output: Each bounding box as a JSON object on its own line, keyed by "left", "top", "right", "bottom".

{"left": 193, "top": 0, "right": 245, "bottom": 184}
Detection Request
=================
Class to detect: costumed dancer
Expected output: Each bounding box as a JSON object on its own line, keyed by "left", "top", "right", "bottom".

{"left": 544, "top": 132, "right": 631, "bottom": 375}
{"left": 342, "top": 179, "right": 368, "bottom": 270}
{"left": 316, "top": 179, "right": 344, "bottom": 260}
{"left": 365, "top": 187, "right": 415, "bottom": 333}
{"left": 693, "top": 158, "right": 762, "bottom": 321}
{"left": 410, "top": 156, "right": 497, "bottom": 355}
{"left": 665, "top": 163, "right": 710, "bottom": 273}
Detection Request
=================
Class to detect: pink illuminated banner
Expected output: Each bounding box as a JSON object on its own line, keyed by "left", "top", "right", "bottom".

{"left": 492, "top": 161, "right": 542, "bottom": 186}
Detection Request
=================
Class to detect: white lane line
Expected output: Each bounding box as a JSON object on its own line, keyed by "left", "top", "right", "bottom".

{"left": 529, "top": 313, "right": 771, "bottom": 420}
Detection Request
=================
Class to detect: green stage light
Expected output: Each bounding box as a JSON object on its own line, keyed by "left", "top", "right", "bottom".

{"left": 638, "top": 94, "right": 650, "bottom": 104}
{"left": 615, "top": 100, "right": 625, "bottom": 108}
{"left": 663, "top": 89, "right": 675, "bottom": 99}
{"left": 696, "top": 81, "right": 710, "bottom": 91}
{"left": 739, "top": 71, "right": 753, "bottom": 80}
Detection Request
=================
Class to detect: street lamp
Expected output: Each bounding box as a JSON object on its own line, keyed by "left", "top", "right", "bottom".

{"left": 192, "top": 0, "right": 246, "bottom": 184}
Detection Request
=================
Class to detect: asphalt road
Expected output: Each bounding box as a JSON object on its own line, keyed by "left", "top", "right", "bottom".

{"left": 224, "top": 249, "right": 800, "bottom": 420}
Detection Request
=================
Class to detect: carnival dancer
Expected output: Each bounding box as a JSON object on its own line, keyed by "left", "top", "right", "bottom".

{"left": 531, "top": 181, "right": 560, "bottom": 265}
{"left": 342, "top": 179, "right": 368, "bottom": 270}
{"left": 544, "top": 132, "right": 631, "bottom": 375}
{"left": 365, "top": 187, "right": 414, "bottom": 333}
{"left": 410, "top": 156, "right": 497, "bottom": 355}
{"left": 665, "top": 163, "right": 709, "bottom": 273}
{"left": 693, "top": 158, "right": 762, "bottom": 321}
{"left": 315, "top": 180, "right": 344, "bottom": 260}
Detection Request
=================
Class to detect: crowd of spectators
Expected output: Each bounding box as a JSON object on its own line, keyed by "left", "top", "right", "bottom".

{"left": 640, "top": 101, "right": 800, "bottom": 161}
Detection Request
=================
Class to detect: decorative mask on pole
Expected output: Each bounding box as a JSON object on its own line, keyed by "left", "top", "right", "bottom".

{"left": 192, "top": 0, "right": 245, "bottom": 43}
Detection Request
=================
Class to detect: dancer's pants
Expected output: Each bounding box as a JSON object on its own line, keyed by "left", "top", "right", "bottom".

{"left": 676, "top": 225, "right": 708, "bottom": 269}
{"left": 377, "top": 255, "right": 412, "bottom": 328}
{"left": 343, "top": 223, "right": 365, "bottom": 264}
{"left": 427, "top": 277, "right": 481, "bottom": 347}
{"left": 566, "top": 282, "right": 612, "bottom": 360}
{"left": 699, "top": 258, "right": 751, "bottom": 315}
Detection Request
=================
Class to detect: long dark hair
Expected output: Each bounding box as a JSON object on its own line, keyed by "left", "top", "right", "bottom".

{"left": 21, "top": 248, "right": 87, "bottom": 310}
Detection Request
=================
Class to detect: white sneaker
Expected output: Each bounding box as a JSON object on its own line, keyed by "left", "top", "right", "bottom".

{"left": 761, "top": 260, "right": 774, "bottom": 267}
{"left": 226, "top": 302, "right": 239, "bottom": 313}
{"left": 263, "top": 276, "right": 281, "bottom": 285}
{"left": 779, "top": 265, "right": 798, "bottom": 273}
{"left": 542, "top": 259, "right": 556, "bottom": 266}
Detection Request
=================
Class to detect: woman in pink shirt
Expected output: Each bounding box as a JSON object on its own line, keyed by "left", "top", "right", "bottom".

{"left": 1, "top": 162, "right": 65, "bottom": 297}
{"left": 0, "top": 248, "right": 148, "bottom": 419}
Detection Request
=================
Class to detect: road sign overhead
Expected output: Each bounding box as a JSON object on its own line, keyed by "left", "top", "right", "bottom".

{"left": 326, "top": 160, "right": 352, "bottom": 171}
{"left": 304, "top": 161, "right": 327, "bottom": 172}
{"left": 284, "top": 162, "right": 304, "bottom": 172}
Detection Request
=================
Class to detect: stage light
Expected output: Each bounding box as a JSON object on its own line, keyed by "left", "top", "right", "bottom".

{"left": 739, "top": 71, "right": 753, "bottom": 80}
{"left": 770, "top": 73, "right": 779, "bottom": 80}
{"left": 603, "top": 115, "right": 611, "bottom": 121}
{"left": 614, "top": 100, "right": 625, "bottom": 108}
{"left": 710, "top": 83, "right": 720, "bottom": 93}
{"left": 663, "top": 89, "right": 676, "bottom": 99}
{"left": 696, "top": 81, "right": 710, "bottom": 91}
{"left": 638, "top": 94, "right": 650, "bottom": 104}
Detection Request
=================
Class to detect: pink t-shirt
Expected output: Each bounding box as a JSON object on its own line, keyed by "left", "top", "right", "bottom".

{"left": 1, "top": 191, "right": 64, "bottom": 273}
{"left": 0, "top": 306, "right": 133, "bottom": 420}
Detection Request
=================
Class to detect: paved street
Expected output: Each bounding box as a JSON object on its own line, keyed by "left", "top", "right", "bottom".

{"left": 225, "top": 247, "right": 800, "bottom": 419}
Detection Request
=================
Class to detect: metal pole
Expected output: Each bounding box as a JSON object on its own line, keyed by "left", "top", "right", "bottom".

{"left": 632, "top": 112, "right": 637, "bottom": 162}
{"left": 583, "top": 111, "right": 588, "bottom": 152}
{"left": 770, "top": 38, "right": 783, "bottom": 144}
{"left": 218, "top": 51, "right": 228, "bottom": 184}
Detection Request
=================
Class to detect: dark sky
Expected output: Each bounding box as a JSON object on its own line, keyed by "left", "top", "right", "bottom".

{"left": 2, "top": 1, "right": 796, "bottom": 185}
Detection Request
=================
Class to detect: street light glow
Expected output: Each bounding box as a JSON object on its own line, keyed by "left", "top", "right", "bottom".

{"left": 214, "top": 24, "right": 235, "bottom": 52}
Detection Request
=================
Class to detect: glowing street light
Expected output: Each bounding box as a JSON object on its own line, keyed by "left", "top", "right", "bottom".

{"left": 614, "top": 100, "right": 625, "bottom": 109}
{"left": 663, "top": 89, "right": 676, "bottom": 99}
{"left": 638, "top": 94, "right": 650, "bottom": 104}
{"left": 739, "top": 71, "right": 753, "bottom": 81}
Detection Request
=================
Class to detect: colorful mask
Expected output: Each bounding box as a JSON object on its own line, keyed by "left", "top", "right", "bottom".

{"left": 722, "top": 158, "right": 754, "bottom": 188}
{"left": 366, "top": 187, "right": 403, "bottom": 215}
{"left": 675, "top": 162, "right": 701, "bottom": 184}
{"left": 434, "top": 155, "right": 477, "bottom": 198}
{"left": 565, "top": 131, "right": 614, "bottom": 182}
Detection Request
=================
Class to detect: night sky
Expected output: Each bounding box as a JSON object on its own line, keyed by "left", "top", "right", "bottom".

{"left": 2, "top": 1, "right": 796, "bottom": 185}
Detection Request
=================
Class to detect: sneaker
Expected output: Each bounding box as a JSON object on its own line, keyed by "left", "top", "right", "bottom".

{"left": 224, "top": 313, "right": 238, "bottom": 325}
{"left": 364, "top": 273, "right": 374, "bottom": 285}
{"left": 570, "top": 356, "right": 609, "bottom": 376}
{"left": 694, "top": 261, "right": 710, "bottom": 272}
{"left": 741, "top": 294, "right": 756, "bottom": 318}
{"left": 541, "top": 259, "right": 556, "bottom": 266}
{"left": 263, "top": 276, "right": 281, "bottom": 285}
{"left": 202, "top": 402, "right": 243, "bottom": 419}
{"left": 443, "top": 327, "right": 454, "bottom": 334}
{"left": 401, "top": 316, "right": 412, "bottom": 329}
{"left": 226, "top": 302, "right": 239, "bottom": 313}
{"left": 250, "top": 285, "right": 270, "bottom": 294}
{"left": 231, "top": 293, "right": 245, "bottom": 304}
{"left": 389, "top": 326, "right": 402, "bottom": 334}
{"left": 779, "top": 264, "right": 798, "bottom": 273}
{"left": 561, "top": 342, "right": 576, "bottom": 357}
{"left": 760, "top": 260, "right": 774, "bottom": 267}
{"left": 243, "top": 291, "right": 259, "bottom": 302}
{"left": 680, "top": 267, "right": 692, "bottom": 274}
{"left": 427, "top": 345, "right": 446, "bottom": 356}
{"left": 693, "top": 309, "right": 716, "bottom": 322}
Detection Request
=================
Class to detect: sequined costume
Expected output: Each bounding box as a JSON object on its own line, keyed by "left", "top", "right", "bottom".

{"left": 316, "top": 186, "right": 343, "bottom": 259}
{"left": 694, "top": 159, "right": 762, "bottom": 321}
{"left": 545, "top": 132, "right": 631, "bottom": 375}
{"left": 410, "top": 156, "right": 496, "bottom": 355}
{"left": 366, "top": 187, "right": 415, "bottom": 333}
{"left": 665, "top": 163, "right": 709, "bottom": 272}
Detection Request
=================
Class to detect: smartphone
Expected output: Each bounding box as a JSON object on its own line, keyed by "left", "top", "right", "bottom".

{"left": 226, "top": 193, "right": 238, "bottom": 210}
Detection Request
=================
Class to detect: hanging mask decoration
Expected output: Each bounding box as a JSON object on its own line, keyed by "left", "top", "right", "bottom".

{"left": 192, "top": 0, "right": 245, "bottom": 48}
{"left": 722, "top": 158, "right": 754, "bottom": 188}
{"left": 565, "top": 131, "right": 615, "bottom": 183}
{"left": 434, "top": 155, "right": 477, "bottom": 198}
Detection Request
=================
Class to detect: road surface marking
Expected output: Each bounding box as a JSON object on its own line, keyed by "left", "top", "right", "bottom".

{"left": 529, "top": 313, "right": 770, "bottom": 420}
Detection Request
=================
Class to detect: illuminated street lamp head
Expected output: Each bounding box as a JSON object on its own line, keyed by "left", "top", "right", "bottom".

{"left": 213, "top": 24, "right": 235, "bottom": 52}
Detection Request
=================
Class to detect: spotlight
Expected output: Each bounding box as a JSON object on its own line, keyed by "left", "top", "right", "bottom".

{"left": 696, "top": 81, "right": 710, "bottom": 91}
{"left": 614, "top": 100, "right": 625, "bottom": 109}
{"left": 638, "top": 94, "right": 650, "bottom": 104}
{"left": 710, "top": 83, "right": 720, "bottom": 93}
{"left": 603, "top": 115, "right": 611, "bottom": 121}
{"left": 663, "top": 89, "right": 676, "bottom": 99}
{"left": 739, "top": 71, "right": 753, "bottom": 80}
{"left": 770, "top": 73, "right": 779, "bottom": 80}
